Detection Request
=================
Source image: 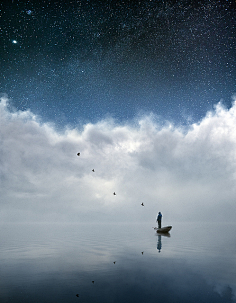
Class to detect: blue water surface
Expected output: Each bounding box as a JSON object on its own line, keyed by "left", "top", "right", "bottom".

{"left": 0, "top": 222, "right": 235, "bottom": 303}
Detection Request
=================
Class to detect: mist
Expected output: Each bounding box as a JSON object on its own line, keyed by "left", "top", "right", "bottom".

{"left": 1, "top": 96, "right": 236, "bottom": 223}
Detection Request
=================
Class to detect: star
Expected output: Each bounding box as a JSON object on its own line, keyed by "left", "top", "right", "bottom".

{"left": 12, "top": 40, "right": 18, "bottom": 44}
{"left": 26, "top": 10, "right": 32, "bottom": 15}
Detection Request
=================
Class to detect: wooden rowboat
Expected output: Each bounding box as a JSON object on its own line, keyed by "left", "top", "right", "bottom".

{"left": 153, "top": 226, "right": 172, "bottom": 233}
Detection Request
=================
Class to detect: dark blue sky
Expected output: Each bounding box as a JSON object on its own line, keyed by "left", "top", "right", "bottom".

{"left": 1, "top": 0, "right": 235, "bottom": 127}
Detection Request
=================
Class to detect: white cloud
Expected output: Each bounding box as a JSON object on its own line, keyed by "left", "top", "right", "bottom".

{"left": 1, "top": 96, "right": 236, "bottom": 223}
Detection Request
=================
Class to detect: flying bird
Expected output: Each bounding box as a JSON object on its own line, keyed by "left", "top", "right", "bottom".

{"left": 141, "top": 251, "right": 144, "bottom": 255}
{"left": 113, "top": 261, "right": 116, "bottom": 264}
{"left": 92, "top": 169, "right": 95, "bottom": 172}
{"left": 77, "top": 152, "right": 80, "bottom": 156}
{"left": 113, "top": 192, "right": 116, "bottom": 195}
{"left": 141, "top": 203, "right": 144, "bottom": 206}
{"left": 76, "top": 294, "right": 79, "bottom": 297}
{"left": 92, "top": 281, "right": 94, "bottom": 284}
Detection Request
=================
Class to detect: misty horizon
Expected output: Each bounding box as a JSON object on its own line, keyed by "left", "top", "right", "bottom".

{"left": 1, "top": 95, "right": 236, "bottom": 224}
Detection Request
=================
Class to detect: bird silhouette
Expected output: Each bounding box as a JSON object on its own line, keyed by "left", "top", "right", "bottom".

{"left": 113, "top": 261, "right": 116, "bottom": 264}
{"left": 76, "top": 294, "right": 79, "bottom": 297}
{"left": 141, "top": 203, "right": 144, "bottom": 206}
{"left": 141, "top": 251, "right": 144, "bottom": 255}
{"left": 92, "top": 169, "right": 95, "bottom": 172}
{"left": 92, "top": 281, "right": 94, "bottom": 284}
{"left": 113, "top": 192, "right": 116, "bottom": 195}
{"left": 77, "top": 152, "right": 80, "bottom": 156}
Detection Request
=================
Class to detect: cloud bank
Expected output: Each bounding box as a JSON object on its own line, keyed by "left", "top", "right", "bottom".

{"left": 1, "top": 96, "right": 236, "bottom": 223}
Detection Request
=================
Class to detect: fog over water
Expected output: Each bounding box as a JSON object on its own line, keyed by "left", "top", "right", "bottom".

{"left": 1, "top": 95, "right": 236, "bottom": 223}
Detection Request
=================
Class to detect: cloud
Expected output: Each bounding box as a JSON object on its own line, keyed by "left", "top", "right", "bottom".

{"left": 1, "top": 96, "right": 236, "bottom": 222}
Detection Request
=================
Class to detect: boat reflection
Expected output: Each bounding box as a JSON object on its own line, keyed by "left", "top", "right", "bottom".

{"left": 155, "top": 232, "right": 171, "bottom": 253}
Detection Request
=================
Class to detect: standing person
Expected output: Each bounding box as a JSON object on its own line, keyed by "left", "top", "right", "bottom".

{"left": 157, "top": 212, "right": 162, "bottom": 228}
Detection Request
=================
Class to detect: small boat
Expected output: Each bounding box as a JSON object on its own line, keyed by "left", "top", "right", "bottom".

{"left": 153, "top": 226, "right": 172, "bottom": 233}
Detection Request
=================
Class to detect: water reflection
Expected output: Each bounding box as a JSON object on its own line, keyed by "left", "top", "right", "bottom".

{"left": 0, "top": 222, "right": 235, "bottom": 303}
{"left": 156, "top": 232, "right": 171, "bottom": 253}
{"left": 157, "top": 234, "right": 162, "bottom": 252}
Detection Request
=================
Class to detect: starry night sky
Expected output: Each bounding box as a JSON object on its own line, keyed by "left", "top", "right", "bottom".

{"left": 1, "top": 0, "right": 235, "bottom": 127}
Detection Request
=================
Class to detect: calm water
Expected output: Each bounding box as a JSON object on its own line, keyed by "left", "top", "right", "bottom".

{"left": 0, "top": 222, "right": 235, "bottom": 303}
